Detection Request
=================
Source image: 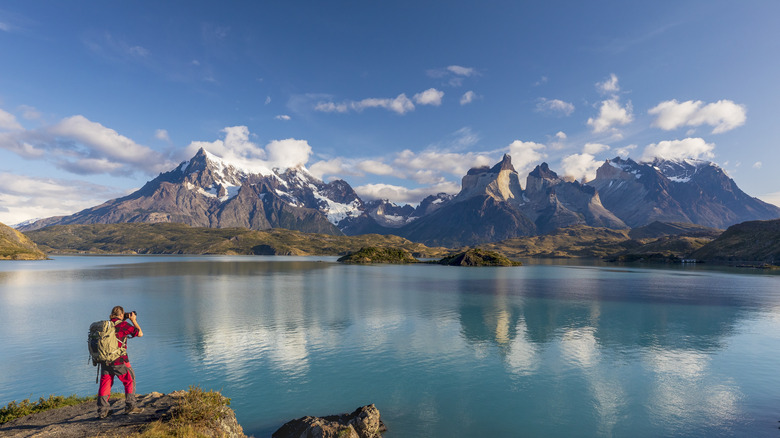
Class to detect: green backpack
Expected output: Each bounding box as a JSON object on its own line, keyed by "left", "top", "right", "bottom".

{"left": 87, "top": 320, "right": 127, "bottom": 367}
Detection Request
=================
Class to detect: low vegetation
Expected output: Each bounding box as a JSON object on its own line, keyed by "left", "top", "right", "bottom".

{"left": 26, "top": 223, "right": 449, "bottom": 258}
{"left": 337, "top": 247, "right": 420, "bottom": 264}
{"left": 436, "top": 248, "right": 522, "bottom": 266}
{"left": 0, "top": 393, "right": 119, "bottom": 424}
{"left": 0, "top": 222, "right": 47, "bottom": 260}
{"left": 134, "top": 386, "right": 235, "bottom": 437}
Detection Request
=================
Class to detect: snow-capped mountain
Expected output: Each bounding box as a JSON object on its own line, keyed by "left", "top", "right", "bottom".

{"left": 18, "top": 150, "right": 780, "bottom": 247}
{"left": 588, "top": 157, "right": 780, "bottom": 229}
{"left": 18, "top": 148, "right": 367, "bottom": 234}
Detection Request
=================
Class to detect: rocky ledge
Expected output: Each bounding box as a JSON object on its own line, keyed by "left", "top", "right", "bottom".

{"left": 0, "top": 390, "right": 245, "bottom": 438}
{"left": 273, "top": 404, "right": 386, "bottom": 438}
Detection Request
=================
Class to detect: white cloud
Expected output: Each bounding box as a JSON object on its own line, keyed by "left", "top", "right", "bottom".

{"left": 275, "top": 114, "right": 291, "bottom": 121}
{"left": 266, "top": 139, "right": 312, "bottom": 169}
{"left": 427, "top": 65, "right": 479, "bottom": 87}
{"left": 555, "top": 131, "right": 567, "bottom": 140}
{"left": 316, "top": 93, "right": 416, "bottom": 115}
{"left": 648, "top": 99, "right": 746, "bottom": 134}
{"left": 460, "top": 91, "right": 478, "bottom": 105}
{"left": 0, "top": 109, "right": 22, "bottom": 131}
{"left": 184, "top": 126, "right": 312, "bottom": 172}
{"left": 536, "top": 98, "right": 575, "bottom": 116}
{"left": 587, "top": 98, "right": 633, "bottom": 133}
{"left": 264, "top": 96, "right": 271, "bottom": 105}
{"left": 155, "top": 129, "right": 170, "bottom": 141}
{"left": 753, "top": 161, "right": 762, "bottom": 169}
{"left": 596, "top": 73, "right": 620, "bottom": 94}
{"left": 615, "top": 144, "right": 637, "bottom": 158}
{"left": 560, "top": 153, "right": 601, "bottom": 182}
{"left": 640, "top": 137, "right": 715, "bottom": 162}
{"left": 309, "top": 158, "right": 356, "bottom": 180}
{"left": 447, "top": 65, "right": 477, "bottom": 77}
{"left": 413, "top": 88, "right": 444, "bottom": 106}
{"left": 0, "top": 172, "right": 127, "bottom": 225}
{"left": 355, "top": 181, "right": 460, "bottom": 204}
{"left": 356, "top": 160, "right": 395, "bottom": 176}
{"left": 314, "top": 101, "right": 349, "bottom": 113}
{"left": 0, "top": 114, "right": 174, "bottom": 176}
{"left": 583, "top": 142, "right": 610, "bottom": 155}
{"left": 507, "top": 140, "right": 547, "bottom": 176}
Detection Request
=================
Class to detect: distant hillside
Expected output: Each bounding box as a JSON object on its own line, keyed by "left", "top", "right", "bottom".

{"left": 606, "top": 236, "right": 714, "bottom": 263}
{"left": 0, "top": 222, "right": 46, "bottom": 260}
{"left": 478, "top": 225, "right": 635, "bottom": 258}
{"left": 628, "top": 221, "right": 722, "bottom": 240}
{"left": 25, "top": 223, "right": 449, "bottom": 258}
{"left": 689, "top": 219, "right": 780, "bottom": 264}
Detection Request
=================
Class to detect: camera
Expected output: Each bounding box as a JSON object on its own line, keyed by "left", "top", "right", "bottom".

{"left": 123, "top": 310, "right": 137, "bottom": 320}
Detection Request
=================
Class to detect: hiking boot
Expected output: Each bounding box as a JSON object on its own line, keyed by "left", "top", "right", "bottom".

{"left": 125, "top": 406, "right": 144, "bottom": 414}
{"left": 98, "top": 410, "right": 113, "bottom": 419}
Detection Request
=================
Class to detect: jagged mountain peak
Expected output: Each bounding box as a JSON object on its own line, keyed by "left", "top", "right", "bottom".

{"left": 490, "top": 154, "right": 515, "bottom": 173}
{"left": 528, "top": 162, "right": 558, "bottom": 180}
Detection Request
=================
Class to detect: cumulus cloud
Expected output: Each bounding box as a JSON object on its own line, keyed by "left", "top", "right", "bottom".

{"left": 185, "top": 126, "right": 313, "bottom": 172}
{"left": 356, "top": 160, "right": 395, "bottom": 176}
{"left": 648, "top": 99, "right": 746, "bottom": 134}
{"left": 275, "top": 114, "right": 291, "bottom": 121}
{"left": 536, "top": 98, "right": 575, "bottom": 116}
{"left": 753, "top": 161, "right": 762, "bottom": 169}
{"left": 355, "top": 181, "right": 460, "bottom": 204}
{"left": 507, "top": 140, "right": 547, "bottom": 176}
{"left": 615, "top": 144, "right": 637, "bottom": 158}
{"left": 596, "top": 73, "right": 620, "bottom": 94}
{"left": 560, "top": 153, "right": 601, "bottom": 182}
{"left": 413, "top": 88, "right": 444, "bottom": 106}
{"left": 588, "top": 98, "right": 633, "bottom": 133}
{"left": 0, "top": 113, "right": 173, "bottom": 176}
{"left": 640, "top": 137, "right": 715, "bottom": 162}
{"left": 0, "top": 109, "right": 23, "bottom": 131}
{"left": 155, "top": 129, "right": 170, "bottom": 141}
{"left": 460, "top": 91, "right": 479, "bottom": 105}
{"left": 583, "top": 142, "right": 610, "bottom": 154}
{"left": 0, "top": 172, "right": 128, "bottom": 225}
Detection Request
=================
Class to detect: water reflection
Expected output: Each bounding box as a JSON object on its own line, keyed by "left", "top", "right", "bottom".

{"left": 1, "top": 258, "right": 778, "bottom": 437}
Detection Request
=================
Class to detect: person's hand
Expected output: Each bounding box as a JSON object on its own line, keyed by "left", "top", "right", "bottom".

{"left": 129, "top": 311, "right": 137, "bottom": 323}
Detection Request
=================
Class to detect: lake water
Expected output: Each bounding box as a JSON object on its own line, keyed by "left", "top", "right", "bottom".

{"left": 0, "top": 256, "right": 779, "bottom": 437}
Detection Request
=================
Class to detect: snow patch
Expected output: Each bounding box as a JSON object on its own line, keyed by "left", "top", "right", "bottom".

{"left": 314, "top": 192, "right": 362, "bottom": 225}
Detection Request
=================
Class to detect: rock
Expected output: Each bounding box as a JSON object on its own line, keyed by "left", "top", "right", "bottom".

{"left": 272, "top": 404, "right": 386, "bottom": 438}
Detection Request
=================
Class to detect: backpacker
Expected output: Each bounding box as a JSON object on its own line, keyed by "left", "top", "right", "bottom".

{"left": 88, "top": 320, "right": 126, "bottom": 367}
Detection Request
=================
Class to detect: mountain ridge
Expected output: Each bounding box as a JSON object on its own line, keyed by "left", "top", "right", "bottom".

{"left": 17, "top": 149, "right": 780, "bottom": 248}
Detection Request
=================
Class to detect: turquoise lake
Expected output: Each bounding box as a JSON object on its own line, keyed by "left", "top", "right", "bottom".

{"left": 0, "top": 256, "right": 779, "bottom": 437}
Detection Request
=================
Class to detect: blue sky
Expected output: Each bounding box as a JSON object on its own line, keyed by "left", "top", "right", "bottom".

{"left": 1, "top": 1, "right": 779, "bottom": 225}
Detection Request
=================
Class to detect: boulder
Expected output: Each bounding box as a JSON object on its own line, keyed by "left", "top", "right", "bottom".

{"left": 272, "top": 404, "right": 386, "bottom": 438}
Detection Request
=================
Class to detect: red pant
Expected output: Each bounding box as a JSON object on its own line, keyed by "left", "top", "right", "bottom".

{"left": 98, "top": 362, "right": 135, "bottom": 396}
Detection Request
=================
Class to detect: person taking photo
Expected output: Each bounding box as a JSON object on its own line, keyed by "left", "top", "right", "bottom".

{"left": 96, "top": 305, "right": 144, "bottom": 418}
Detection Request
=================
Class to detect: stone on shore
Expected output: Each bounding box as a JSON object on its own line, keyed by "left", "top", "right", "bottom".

{"left": 272, "top": 404, "right": 385, "bottom": 438}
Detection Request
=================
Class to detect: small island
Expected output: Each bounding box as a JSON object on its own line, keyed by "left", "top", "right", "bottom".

{"left": 337, "top": 247, "right": 522, "bottom": 267}
{"left": 337, "top": 247, "right": 420, "bottom": 264}
{"left": 436, "top": 248, "right": 522, "bottom": 267}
